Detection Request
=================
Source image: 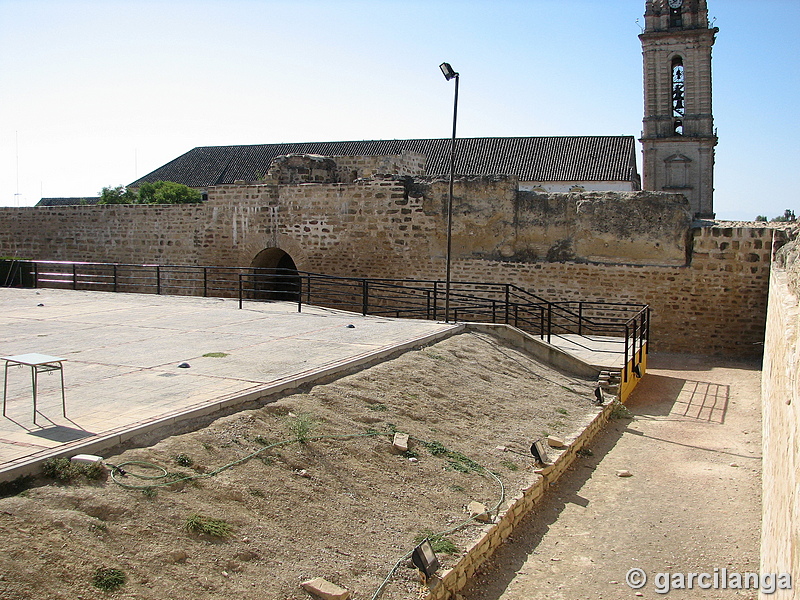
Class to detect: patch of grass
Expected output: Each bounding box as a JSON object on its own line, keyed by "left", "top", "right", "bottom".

{"left": 414, "top": 530, "right": 458, "bottom": 554}
{"left": 0, "top": 474, "right": 33, "bottom": 498}
{"left": 202, "top": 352, "right": 229, "bottom": 358}
{"left": 253, "top": 435, "right": 271, "bottom": 446}
{"left": 248, "top": 487, "right": 265, "bottom": 497}
{"left": 423, "top": 441, "right": 482, "bottom": 473}
{"left": 184, "top": 514, "right": 234, "bottom": 538}
{"left": 423, "top": 440, "right": 449, "bottom": 456}
{"left": 367, "top": 403, "right": 388, "bottom": 412}
{"left": 500, "top": 459, "right": 519, "bottom": 471}
{"left": 141, "top": 487, "right": 157, "bottom": 498}
{"left": 449, "top": 484, "right": 465, "bottom": 493}
{"left": 555, "top": 407, "right": 569, "bottom": 415}
{"left": 403, "top": 449, "right": 419, "bottom": 459}
{"left": 42, "top": 458, "right": 104, "bottom": 483}
{"left": 286, "top": 412, "right": 318, "bottom": 444}
{"left": 92, "top": 567, "right": 126, "bottom": 592}
{"left": 610, "top": 400, "right": 634, "bottom": 420}
{"left": 174, "top": 453, "right": 193, "bottom": 467}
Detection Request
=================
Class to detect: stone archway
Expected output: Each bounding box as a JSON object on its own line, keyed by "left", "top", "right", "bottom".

{"left": 250, "top": 248, "right": 301, "bottom": 302}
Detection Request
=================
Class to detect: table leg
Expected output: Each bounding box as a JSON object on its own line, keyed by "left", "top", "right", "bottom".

{"left": 2, "top": 361, "right": 8, "bottom": 417}
{"left": 31, "top": 365, "right": 37, "bottom": 425}
{"left": 59, "top": 363, "right": 66, "bottom": 417}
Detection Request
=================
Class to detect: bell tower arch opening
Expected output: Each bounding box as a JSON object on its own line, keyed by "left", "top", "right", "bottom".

{"left": 250, "top": 248, "right": 301, "bottom": 302}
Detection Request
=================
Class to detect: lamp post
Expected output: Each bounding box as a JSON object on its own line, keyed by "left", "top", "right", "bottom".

{"left": 439, "top": 62, "right": 459, "bottom": 324}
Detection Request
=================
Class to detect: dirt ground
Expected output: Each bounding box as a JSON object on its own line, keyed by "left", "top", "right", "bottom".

{"left": 460, "top": 353, "right": 763, "bottom": 600}
{"left": 0, "top": 331, "right": 601, "bottom": 600}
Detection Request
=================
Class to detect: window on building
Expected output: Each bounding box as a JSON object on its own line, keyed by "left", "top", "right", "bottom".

{"left": 671, "top": 56, "right": 685, "bottom": 135}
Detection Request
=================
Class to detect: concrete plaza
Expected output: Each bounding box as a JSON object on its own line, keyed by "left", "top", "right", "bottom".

{"left": 0, "top": 288, "right": 458, "bottom": 479}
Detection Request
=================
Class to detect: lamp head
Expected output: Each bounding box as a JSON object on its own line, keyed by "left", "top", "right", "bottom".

{"left": 439, "top": 62, "right": 458, "bottom": 81}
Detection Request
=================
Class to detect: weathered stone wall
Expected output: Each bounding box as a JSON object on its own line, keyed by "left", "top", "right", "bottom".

{"left": 0, "top": 177, "right": 787, "bottom": 356}
{"left": 760, "top": 240, "right": 800, "bottom": 598}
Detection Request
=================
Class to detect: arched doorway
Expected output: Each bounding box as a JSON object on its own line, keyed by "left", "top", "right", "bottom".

{"left": 250, "top": 248, "right": 301, "bottom": 302}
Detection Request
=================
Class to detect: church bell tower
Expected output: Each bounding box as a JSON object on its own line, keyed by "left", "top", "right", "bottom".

{"left": 640, "top": 0, "right": 718, "bottom": 218}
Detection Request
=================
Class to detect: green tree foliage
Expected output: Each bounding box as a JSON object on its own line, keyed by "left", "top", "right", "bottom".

{"left": 98, "top": 185, "right": 138, "bottom": 204}
{"left": 97, "top": 181, "right": 202, "bottom": 205}
{"left": 138, "top": 181, "right": 202, "bottom": 204}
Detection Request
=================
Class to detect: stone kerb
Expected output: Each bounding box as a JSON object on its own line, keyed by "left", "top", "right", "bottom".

{"left": 424, "top": 398, "right": 620, "bottom": 600}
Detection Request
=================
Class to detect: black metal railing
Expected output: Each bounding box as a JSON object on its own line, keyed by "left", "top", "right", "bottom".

{"left": 2, "top": 259, "right": 648, "bottom": 377}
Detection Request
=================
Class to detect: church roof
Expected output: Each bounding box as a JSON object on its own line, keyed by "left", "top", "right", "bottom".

{"left": 130, "top": 136, "right": 639, "bottom": 188}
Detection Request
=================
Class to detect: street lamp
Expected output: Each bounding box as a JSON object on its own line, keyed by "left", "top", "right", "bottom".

{"left": 439, "top": 62, "right": 459, "bottom": 323}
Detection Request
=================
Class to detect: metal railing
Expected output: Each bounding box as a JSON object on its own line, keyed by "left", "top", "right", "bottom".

{"left": 3, "top": 259, "right": 648, "bottom": 377}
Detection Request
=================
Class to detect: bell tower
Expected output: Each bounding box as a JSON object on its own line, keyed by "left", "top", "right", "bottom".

{"left": 640, "top": 0, "right": 718, "bottom": 218}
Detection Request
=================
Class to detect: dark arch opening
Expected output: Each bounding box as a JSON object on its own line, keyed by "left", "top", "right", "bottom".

{"left": 250, "top": 248, "right": 301, "bottom": 302}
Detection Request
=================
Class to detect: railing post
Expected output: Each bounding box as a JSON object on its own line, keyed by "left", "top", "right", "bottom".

{"left": 113, "top": 264, "right": 118, "bottom": 292}
{"left": 432, "top": 281, "right": 438, "bottom": 321}
{"left": 33, "top": 262, "right": 38, "bottom": 288}
{"left": 362, "top": 279, "right": 369, "bottom": 316}
{"left": 492, "top": 300, "right": 497, "bottom": 323}
{"left": 624, "top": 323, "right": 629, "bottom": 383}
{"left": 203, "top": 267, "right": 208, "bottom": 297}
{"left": 539, "top": 305, "right": 545, "bottom": 339}
{"left": 504, "top": 284, "right": 510, "bottom": 325}
{"left": 297, "top": 274, "right": 303, "bottom": 313}
{"left": 546, "top": 303, "right": 552, "bottom": 344}
{"left": 156, "top": 265, "right": 161, "bottom": 295}
{"left": 578, "top": 302, "right": 583, "bottom": 336}
{"left": 426, "top": 290, "right": 431, "bottom": 320}
{"left": 72, "top": 264, "right": 77, "bottom": 290}
{"left": 238, "top": 274, "right": 243, "bottom": 309}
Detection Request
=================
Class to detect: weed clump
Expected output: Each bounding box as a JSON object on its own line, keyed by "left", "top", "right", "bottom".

{"left": 286, "top": 412, "right": 318, "bottom": 444}
{"left": 174, "top": 453, "right": 193, "bottom": 467}
{"left": 184, "top": 514, "right": 233, "bottom": 538}
{"left": 414, "top": 530, "right": 458, "bottom": 554}
{"left": 42, "top": 458, "right": 104, "bottom": 483}
{"left": 92, "top": 567, "right": 126, "bottom": 591}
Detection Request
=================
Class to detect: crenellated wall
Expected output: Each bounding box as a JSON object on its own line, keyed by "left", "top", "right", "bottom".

{"left": 0, "top": 176, "right": 791, "bottom": 356}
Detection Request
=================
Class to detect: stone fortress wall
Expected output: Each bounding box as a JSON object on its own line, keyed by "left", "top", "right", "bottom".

{"left": 760, "top": 239, "right": 800, "bottom": 598}
{"left": 0, "top": 172, "right": 792, "bottom": 357}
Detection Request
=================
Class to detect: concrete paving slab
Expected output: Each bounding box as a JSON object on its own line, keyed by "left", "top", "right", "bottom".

{"left": 0, "top": 288, "right": 459, "bottom": 479}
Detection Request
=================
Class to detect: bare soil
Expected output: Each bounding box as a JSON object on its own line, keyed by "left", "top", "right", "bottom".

{"left": 0, "top": 331, "right": 600, "bottom": 600}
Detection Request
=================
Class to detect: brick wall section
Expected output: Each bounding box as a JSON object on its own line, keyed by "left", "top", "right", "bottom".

{"left": 760, "top": 242, "right": 800, "bottom": 599}
{"left": 0, "top": 178, "right": 789, "bottom": 356}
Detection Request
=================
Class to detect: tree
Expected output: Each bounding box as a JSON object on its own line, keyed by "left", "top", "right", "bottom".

{"left": 98, "top": 185, "right": 138, "bottom": 204}
{"left": 771, "top": 209, "right": 796, "bottom": 223}
{"left": 96, "top": 181, "right": 203, "bottom": 205}
{"left": 138, "top": 181, "right": 202, "bottom": 204}
{"left": 755, "top": 215, "right": 768, "bottom": 222}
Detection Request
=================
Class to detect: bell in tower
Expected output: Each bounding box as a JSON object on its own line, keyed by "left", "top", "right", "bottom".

{"left": 639, "top": 0, "right": 719, "bottom": 219}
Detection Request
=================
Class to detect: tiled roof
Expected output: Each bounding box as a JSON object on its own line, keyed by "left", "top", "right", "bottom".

{"left": 130, "top": 136, "right": 639, "bottom": 187}
{"left": 36, "top": 197, "right": 100, "bottom": 206}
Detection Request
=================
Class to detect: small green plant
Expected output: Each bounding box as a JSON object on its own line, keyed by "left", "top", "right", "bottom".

{"left": 286, "top": 412, "right": 318, "bottom": 443}
{"left": 500, "top": 459, "right": 519, "bottom": 472}
{"left": 555, "top": 407, "right": 569, "bottom": 415}
{"left": 42, "top": 457, "right": 104, "bottom": 483}
{"left": 576, "top": 447, "right": 594, "bottom": 457}
{"left": 141, "top": 487, "right": 157, "bottom": 498}
{"left": 248, "top": 487, "right": 265, "bottom": 497}
{"left": 184, "top": 514, "right": 233, "bottom": 538}
{"left": 174, "top": 453, "right": 194, "bottom": 467}
{"left": 414, "top": 530, "right": 457, "bottom": 554}
{"left": 403, "top": 449, "right": 419, "bottom": 459}
{"left": 449, "top": 484, "right": 465, "bottom": 493}
{"left": 253, "top": 435, "right": 271, "bottom": 446}
{"left": 423, "top": 440, "right": 449, "bottom": 456}
{"left": 610, "top": 400, "right": 634, "bottom": 420}
{"left": 367, "top": 403, "right": 388, "bottom": 412}
{"left": 202, "top": 352, "right": 229, "bottom": 358}
{"left": 92, "top": 567, "right": 126, "bottom": 591}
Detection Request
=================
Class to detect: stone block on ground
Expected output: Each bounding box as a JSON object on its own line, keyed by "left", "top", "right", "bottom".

{"left": 300, "top": 577, "right": 351, "bottom": 600}
{"left": 547, "top": 436, "right": 567, "bottom": 448}
{"left": 467, "top": 501, "right": 492, "bottom": 523}
{"left": 392, "top": 432, "right": 409, "bottom": 453}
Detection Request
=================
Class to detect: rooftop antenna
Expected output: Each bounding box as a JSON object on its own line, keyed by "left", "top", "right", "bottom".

{"left": 635, "top": 18, "right": 644, "bottom": 33}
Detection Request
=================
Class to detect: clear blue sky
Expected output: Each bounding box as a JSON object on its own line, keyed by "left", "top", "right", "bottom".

{"left": 1, "top": 0, "right": 798, "bottom": 221}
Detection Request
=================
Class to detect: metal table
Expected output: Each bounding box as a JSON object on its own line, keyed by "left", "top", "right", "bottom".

{"left": 2, "top": 353, "right": 66, "bottom": 424}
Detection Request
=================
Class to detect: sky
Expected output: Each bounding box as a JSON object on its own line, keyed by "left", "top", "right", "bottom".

{"left": 0, "top": 0, "right": 798, "bottom": 221}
